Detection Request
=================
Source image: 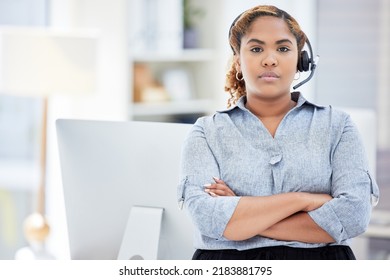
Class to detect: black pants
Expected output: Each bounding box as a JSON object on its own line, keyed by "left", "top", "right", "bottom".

{"left": 192, "top": 245, "right": 356, "bottom": 260}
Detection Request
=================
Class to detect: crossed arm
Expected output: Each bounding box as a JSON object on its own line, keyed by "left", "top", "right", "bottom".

{"left": 205, "top": 178, "right": 335, "bottom": 244}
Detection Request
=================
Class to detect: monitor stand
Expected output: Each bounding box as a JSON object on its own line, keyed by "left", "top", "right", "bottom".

{"left": 117, "top": 206, "right": 163, "bottom": 260}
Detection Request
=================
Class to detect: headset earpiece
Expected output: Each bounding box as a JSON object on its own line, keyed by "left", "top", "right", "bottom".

{"left": 293, "top": 38, "right": 319, "bottom": 90}
{"left": 298, "top": 50, "right": 310, "bottom": 72}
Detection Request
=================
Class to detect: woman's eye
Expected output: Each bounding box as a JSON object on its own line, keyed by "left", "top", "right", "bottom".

{"left": 278, "top": 46, "right": 290, "bottom": 52}
{"left": 250, "top": 47, "right": 262, "bottom": 53}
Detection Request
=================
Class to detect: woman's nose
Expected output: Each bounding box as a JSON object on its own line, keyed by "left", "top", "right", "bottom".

{"left": 262, "top": 53, "right": 278, "bottom": 67}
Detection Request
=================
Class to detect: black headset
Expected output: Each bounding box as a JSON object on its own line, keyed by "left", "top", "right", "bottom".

{"left": 293, "top": 38, "right": 318, "bottom": 90}
{"left": 229, "top": 13, "right": 318, "bottom": 90}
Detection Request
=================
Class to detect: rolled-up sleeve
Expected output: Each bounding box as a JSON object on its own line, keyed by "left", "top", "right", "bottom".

{"left": 177, "top": 118, "right": 240, "bottom": 239}
{"left": 308, "top": 115, "right": 379, "bottom": 243}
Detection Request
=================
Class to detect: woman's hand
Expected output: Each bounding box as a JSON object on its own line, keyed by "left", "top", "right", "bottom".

{"left": 204, "top": 177, "right": 236, "bottom": 197}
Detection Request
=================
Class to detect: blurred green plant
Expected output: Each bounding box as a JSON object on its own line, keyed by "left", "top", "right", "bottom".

{"left": 183, "top": 0, "right": 206, "bottom": 29}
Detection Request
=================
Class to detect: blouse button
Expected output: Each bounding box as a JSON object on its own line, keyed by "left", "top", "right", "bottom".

{"left": 269, "top": 154, "right": 282, "bottom": 165}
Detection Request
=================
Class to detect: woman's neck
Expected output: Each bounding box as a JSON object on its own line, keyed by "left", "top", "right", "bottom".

{"left": 245, "top": 93, "right": 296, "bottom": 120}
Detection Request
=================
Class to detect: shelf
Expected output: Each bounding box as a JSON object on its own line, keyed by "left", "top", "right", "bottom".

{"left": 131, "top": 99, "right": 215, "bottom": 117}
{"left": 127, "top": 0, "right": 221, "bottom": 123}
{"left": 131, "top": 48, "right": 216, "bottom": 63}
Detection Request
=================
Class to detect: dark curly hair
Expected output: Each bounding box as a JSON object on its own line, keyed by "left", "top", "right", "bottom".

{"left": 225, "top": 5, "right": 308, "bottom": 107}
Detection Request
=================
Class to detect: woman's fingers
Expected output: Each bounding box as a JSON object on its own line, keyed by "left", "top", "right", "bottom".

{"left": 204, "top": 179, "right": 236, "bottom": 196}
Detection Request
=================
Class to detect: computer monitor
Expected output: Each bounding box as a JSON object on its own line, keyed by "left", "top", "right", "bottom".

{"left": 56, "top": 119, "right": 194, "bottom": 260}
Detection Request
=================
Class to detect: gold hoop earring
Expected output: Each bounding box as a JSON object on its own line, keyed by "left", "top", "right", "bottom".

{"left": 236, "top": 71, "right": 244, "bottom": 81}
{"left": 294, "top": 71, "right": 301, "bottom": 80}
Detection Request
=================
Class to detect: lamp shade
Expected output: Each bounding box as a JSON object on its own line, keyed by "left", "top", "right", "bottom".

{"left": 0, "top": 27, "right": 98, "bottom": 96}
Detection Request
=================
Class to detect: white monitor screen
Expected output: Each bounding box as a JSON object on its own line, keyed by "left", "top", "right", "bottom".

{"left": 56, "top": 119, "right": 194, "bottom": 260}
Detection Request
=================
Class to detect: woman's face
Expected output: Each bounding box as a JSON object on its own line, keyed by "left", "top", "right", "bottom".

{"left": 237, "top": 16, "right": 298, "bottom": 100}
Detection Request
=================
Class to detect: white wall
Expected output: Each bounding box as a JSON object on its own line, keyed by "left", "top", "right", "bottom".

{"left": 378, "top": 0, "right": 390, "bottom": 149}
{"left": 316, "top": 0, "right": 380, "bottom": 109}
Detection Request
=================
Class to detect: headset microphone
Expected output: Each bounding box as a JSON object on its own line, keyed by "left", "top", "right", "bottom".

{"left": 293, "top": 55, "right": 319, "bottom": 90}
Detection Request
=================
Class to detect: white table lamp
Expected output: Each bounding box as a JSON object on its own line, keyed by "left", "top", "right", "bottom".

{"left": 0, "top": 26, "right": 97, "bottom": 259}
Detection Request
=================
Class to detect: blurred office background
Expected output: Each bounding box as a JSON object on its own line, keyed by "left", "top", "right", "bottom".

{"left": 0, "top": 0, "right": 389, "bottom": 259}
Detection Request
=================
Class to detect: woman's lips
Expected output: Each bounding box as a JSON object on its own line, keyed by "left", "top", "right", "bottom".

{"left": 259, "top": 71, "right": 280, "bottom": 81}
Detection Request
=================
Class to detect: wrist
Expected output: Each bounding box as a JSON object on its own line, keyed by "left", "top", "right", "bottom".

{"left": 296, "top": 192, "right": 312, "bottom": 212}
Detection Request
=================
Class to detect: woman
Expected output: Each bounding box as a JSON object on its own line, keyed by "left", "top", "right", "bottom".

{"left": 178, "top": 5, "right": 379, "bottom": 260}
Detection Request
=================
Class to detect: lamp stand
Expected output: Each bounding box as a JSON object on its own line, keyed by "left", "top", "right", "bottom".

{"left": 15, "top": 97, "right": 54, "bottom": 260}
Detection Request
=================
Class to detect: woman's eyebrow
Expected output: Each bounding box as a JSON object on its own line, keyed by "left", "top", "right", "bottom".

{"left": 246, "top": 38, "right": 294, "bottom": 45}
{"left": 275, "top": 39, "right": 294, "bottom": 45}
{"left": 246, "top": 38, "right": 265, "bottom": 45}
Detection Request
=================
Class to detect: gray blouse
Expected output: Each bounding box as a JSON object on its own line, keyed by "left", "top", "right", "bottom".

{"left": 178, "top": 92, "right": 379, "bottom": 250}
